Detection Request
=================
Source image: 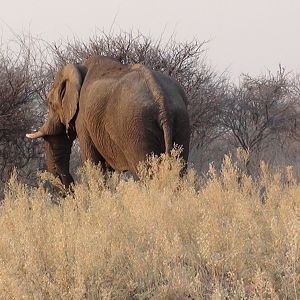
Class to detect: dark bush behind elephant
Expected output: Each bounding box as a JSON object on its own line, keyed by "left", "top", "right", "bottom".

{"left": 26, "top": 56, "right": 190, "bottom": 188}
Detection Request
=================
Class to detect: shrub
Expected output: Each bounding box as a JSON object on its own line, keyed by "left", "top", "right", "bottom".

{"left": 0, "top": 153, "right": 299, "bottom": 299}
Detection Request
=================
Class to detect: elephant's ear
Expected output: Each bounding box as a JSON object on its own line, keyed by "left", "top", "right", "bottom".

{"left": 60, "top": 64, "right": 83, "bottom": 129}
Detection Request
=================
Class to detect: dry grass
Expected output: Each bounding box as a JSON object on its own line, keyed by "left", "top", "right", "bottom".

{"left": 0, "top": 151, "right": 299, "bottom": 299}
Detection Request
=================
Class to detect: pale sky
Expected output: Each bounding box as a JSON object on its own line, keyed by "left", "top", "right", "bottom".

{"left": 1, "top": 0, "right": 300, "bottom": 80}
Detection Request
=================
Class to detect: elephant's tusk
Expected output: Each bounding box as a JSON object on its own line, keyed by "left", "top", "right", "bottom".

{"left": 26, "top": 131, "right": 44, "bottom": 139}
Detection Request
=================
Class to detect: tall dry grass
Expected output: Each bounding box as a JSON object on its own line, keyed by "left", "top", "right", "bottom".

{"left": 0, "top": 152, "right": 299, "bottom": 299}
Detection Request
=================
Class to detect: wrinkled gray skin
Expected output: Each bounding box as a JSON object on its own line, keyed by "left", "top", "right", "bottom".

{"left": 27, "top": 56, "right": 190, "bottom": 189}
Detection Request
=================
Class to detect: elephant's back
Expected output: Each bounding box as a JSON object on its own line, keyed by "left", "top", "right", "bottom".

{"left": 80, "top": 61, "right": 190, "bottom": 172}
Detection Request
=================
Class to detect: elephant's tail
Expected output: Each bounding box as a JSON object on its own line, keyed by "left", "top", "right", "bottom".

{"left": 162, "top": 122, "right": 173, "bottom": 154}
{"left": 131, "top": 64, "right": 173, "bottom": 154}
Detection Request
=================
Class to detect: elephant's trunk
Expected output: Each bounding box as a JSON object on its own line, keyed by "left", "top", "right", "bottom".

{"left": 43, "top": 134, "right": 74, "bottom": 190}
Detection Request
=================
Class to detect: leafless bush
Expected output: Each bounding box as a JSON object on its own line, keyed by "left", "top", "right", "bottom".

{"left": 221, "top": 66, "right": 300, "bottom": 174}
{"left": 0, "top": 35, "right": 47, "bottom": 193}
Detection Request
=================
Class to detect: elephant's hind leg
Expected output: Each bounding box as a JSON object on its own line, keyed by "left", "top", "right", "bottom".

{"left": 78, "top": 133, "right": 109, "bottom": 172}
{"left": 123, "top": 141, "right": 162, "bottom": 179}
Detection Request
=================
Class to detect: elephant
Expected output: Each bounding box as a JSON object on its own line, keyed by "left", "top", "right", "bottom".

{"left": 26, "top": 56, "right": 190, "bottom": 188}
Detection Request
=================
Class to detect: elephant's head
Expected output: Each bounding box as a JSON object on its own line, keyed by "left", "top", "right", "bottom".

{"left": 26, "top": 64, "right": 84, "bottom": 189}
{"left": 27, "top": 64, "right": 83, "bottom": 138}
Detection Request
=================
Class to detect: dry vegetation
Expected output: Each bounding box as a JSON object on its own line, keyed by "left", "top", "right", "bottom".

{"left": 0, "top": 151, "right": 299, "bottom": 299}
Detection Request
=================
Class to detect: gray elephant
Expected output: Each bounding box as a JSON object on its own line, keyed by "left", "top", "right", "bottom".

{"left": 26, "top": 56, "right": 190, "bottom": 188}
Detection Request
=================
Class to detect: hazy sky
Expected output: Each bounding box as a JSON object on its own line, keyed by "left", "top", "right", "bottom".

{"left": 1, "top": 0, "right": 300, "bottom": 80}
